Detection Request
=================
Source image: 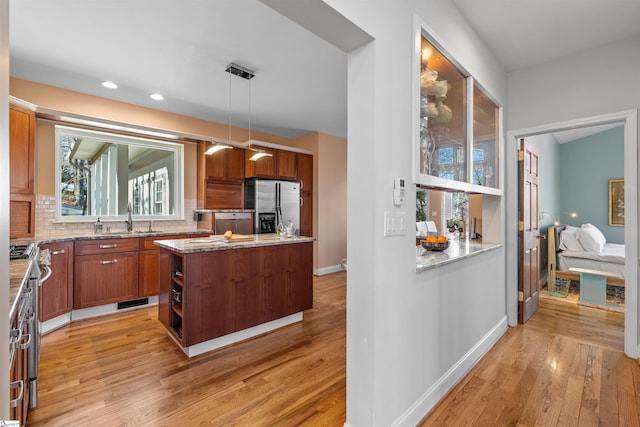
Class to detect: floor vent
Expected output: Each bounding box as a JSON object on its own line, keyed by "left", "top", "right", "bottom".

{"left": 117, "top": 298, "right": 149, "bottom": 310}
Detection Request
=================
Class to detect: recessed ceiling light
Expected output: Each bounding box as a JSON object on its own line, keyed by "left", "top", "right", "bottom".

{"left": 101, "top": 81, "right": 118, "bottom": 89}
{"left": 150, "top": 93, "right": 164, "bottom": 101}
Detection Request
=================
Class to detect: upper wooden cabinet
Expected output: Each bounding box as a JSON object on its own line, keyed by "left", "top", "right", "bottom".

{"left": 276, "top": 150, "right": 297, "bottom": 180}
{"left": 245, "top": 147, "right": 276, "bottom": 178}
{"left": 205, "top": 147, "right": 245, "bottom": 182}
{"left": 10, "top": 103, "right": 36, "bottom": 239}
{"left": 10, "top": 104, "right": 35, "bottom": 194}
{"left": 245, "top": 147, "right": 297, "bottom": 180}
{"left": 297, "top": 154, "right": 313, "bottom": 191}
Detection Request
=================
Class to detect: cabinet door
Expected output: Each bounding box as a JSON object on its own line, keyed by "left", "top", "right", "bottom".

{"left": 39, "top": 241, "right": 74, "bottom": 322}
{"left": 276, "top": 150, "right": 297, "bottom": 180}
{"left": 205, "top": 181, "right": 243, "bottom": 209}
{"left": 245, "top": 147, "right": 276, "bottom": 178}
{"left": 226, "top": 148, "right": 246, "bottom": 182}
{"left": 9, "top": 194, "right": 35, "bottom": 239}
{"left": 9, "top": 104, "right": 35, "bottom": 194}
{"left": 74, "top": 251, "right": 139, "bottom": 308}
{"left": 297, "top": 153, "right": 313, "bottom": 191}
{"left": 205, "top": 148, "right": 226, "bottom": 181}
{"left": 299, "top": 191, "right": 312, "bottom": 237}
{"left": 139, "top": 249, "right": 160, "bottom": 297}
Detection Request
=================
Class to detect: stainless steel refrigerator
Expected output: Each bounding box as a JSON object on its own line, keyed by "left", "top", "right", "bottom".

{"left": 244, "top": 178, "right": 300, "bottom": 234}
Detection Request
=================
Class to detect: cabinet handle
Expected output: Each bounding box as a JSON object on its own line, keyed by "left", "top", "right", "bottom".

{"left": 9, "top": 380, "right": 24, "bottom": 408}
{"left": 99, "top": 244, "right": 118, "bottom": 249}
{"left": 100, "top": 259, "right": 119, "bottom": 265}
{"left": 18, "top": 333, "right": 32, "bottom": 350}
{"left": 51, "top": 249, "right": 66, "bottom": 255}
{"left": 300, "top": 179, "right": 304, "bottom": 190}
{"left": 300, "top": 197, "right": 304, "bottom": 207}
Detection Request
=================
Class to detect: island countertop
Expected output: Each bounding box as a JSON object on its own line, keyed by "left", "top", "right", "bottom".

{"left": 154, "top": 233, "right": 315, "bottom": 254}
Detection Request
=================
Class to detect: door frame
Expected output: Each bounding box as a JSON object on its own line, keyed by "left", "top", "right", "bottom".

{"left": 506, "top": 109, "right": 639, "bottom": 358}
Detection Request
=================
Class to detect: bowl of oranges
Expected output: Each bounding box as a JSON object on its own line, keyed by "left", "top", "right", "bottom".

{"left": 421, "top": 234, "right": 450, "bottom": 251}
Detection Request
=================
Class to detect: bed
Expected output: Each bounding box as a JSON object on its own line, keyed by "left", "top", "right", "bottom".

{"left": 548, "top": 224, "right": 626, "bottom": 288}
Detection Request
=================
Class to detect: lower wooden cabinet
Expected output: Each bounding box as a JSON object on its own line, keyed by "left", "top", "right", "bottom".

{"left": 74, "top": 238, "right": 139, "bottom": 309}
{"left": 139, "top": 249, "right": 160, "bottom": 298}
{"left": 39, "top": 241, "right": 73, "bottom": 321}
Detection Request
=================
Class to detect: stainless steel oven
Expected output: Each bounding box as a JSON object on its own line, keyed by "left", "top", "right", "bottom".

{"left": 8, "top": 243, "right": 51, "bottom": 414}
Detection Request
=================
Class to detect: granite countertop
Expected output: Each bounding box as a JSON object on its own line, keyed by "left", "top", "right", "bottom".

{"left": 22, "top": 228, "right": 213, "bottom": 245}
{"left": 9, "top": 259, "right": 32, "bottom": 322}
{"left": 155, "top": 233, "right": 315, "bottom": 254}
{"left": 416, "top": 239, "right": 503, "bottom": 273}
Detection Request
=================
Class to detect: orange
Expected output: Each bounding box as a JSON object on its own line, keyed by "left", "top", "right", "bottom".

{"left": 437, "top": 235, "right": 447, "bottom": 243}
{"left": 426, "top": 235, "right": 437, "bottom": 243}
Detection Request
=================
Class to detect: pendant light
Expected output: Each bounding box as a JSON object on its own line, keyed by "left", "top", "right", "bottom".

{"left": 225, "top": 63, "right": 272, "bottom": 162}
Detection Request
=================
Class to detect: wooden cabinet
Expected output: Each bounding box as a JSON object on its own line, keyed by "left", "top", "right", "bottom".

{"left": 297, "top": 154, "right": 313, "bottom": 192}
{"left": 205, "top": 181, "right": 243, "bottom": 210}
{"left": 299, "top": 191, "right": 312, "bottom": 237}
{"left": 276, "top": 150, "right": 297, "bottom": 180}
{"left": 10, "top": 103, "right": 36, "bottom": 239}
{"left": 245, "top": 146, "right": 277, "bottom": 178}
{"left": 139, "top": 234, "right": 208, "bottom": 298}
{"left": 39, "top": 241, "right": 74, "bottom": 322}
{"left": 74, "top": 238, "right": 139, "bottom": 309}
{"left": 297, "top": 154, "right": 313, "bottom": 237}
{"left": 205, "top": 147, "right": 245, "bottom": 182}
{"left": 158, "top": 242, "right": 313, "bottom": 348}
{"left": 244, "top": 147, "right": 298, "bottom": 180}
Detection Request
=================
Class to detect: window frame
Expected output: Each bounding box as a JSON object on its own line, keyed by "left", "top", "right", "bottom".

{"left": 54, "top": 125, "right": 184, "bottom": 222}
{"left": 412, "top": 21, "right": 503, "bottom": 196}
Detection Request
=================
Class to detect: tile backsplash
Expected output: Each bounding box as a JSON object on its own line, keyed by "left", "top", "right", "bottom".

{"left": 35, "top": 195, "right": 200, "bottom": 235}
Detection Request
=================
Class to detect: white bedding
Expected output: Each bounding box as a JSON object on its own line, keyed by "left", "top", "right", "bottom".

{"left": 559, "top": 243, "right": 626, "bottom": 278}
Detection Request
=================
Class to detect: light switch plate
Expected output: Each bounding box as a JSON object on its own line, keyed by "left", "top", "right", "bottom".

{"left": 384, "top": 211, "right": 407, "bottom": 237}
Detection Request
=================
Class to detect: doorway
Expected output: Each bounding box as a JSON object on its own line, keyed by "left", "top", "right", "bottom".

{"left": 506, "top": 110, "right": 639, "bottom": 358}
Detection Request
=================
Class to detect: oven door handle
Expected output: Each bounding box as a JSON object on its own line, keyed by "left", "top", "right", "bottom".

{"left": 39, "top": 265, "right": 52, "bottom": 285}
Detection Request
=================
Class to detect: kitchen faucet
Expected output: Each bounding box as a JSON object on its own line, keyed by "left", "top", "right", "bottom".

{"left": 126, "top": 202, "right": 133, "bottom": 232}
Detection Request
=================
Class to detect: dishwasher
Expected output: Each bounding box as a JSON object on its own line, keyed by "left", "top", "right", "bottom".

{"left": 214, "top": 212, "right": 253, "bottom": 235}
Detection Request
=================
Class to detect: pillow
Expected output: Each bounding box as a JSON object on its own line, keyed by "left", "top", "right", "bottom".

{"left": 559, "top": 225, "right": 584, "bottom": 252}
{"left": 577, "top": 223, "right": 607, "bottom": 253}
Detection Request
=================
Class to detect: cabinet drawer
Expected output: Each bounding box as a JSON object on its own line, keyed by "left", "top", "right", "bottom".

{"left": 75, "top": 238, "right": 139, "bottom": 255}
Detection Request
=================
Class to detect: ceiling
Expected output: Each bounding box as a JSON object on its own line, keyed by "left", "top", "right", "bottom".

{"left": 9, "top": 1, "right": 640, "bottom": 142}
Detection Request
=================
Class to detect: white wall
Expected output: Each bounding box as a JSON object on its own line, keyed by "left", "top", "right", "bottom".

{"left": 325, "top": 1, "right": 509, "bottom": 425}
{"left": 1, "top": 0, "right": 10, "bottom": 417}
{"left": 506, "top": 35, "right": 640, "bottom": 356}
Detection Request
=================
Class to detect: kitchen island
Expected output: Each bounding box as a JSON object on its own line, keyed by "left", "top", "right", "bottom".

{"left": 154, "top": 234, "right": 314, "bottom": 357}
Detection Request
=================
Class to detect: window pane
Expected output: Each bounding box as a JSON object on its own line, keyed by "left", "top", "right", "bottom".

{"left": 420, "top": 36, "right": 467, "bottom": 183}
{"left": 473, "top": 85, "right": 499, "bottom": 188}
{"left": 57, "top": 125, "right": 181, "bottom": 218}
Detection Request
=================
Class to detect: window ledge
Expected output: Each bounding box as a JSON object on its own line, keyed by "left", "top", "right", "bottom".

{"left": 416, "top": 239, "right": 503, "bottom": 273}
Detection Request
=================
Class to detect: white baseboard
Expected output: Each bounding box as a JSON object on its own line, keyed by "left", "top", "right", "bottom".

{"left": 314, "top": 264, "right": 345, "bottom": 276}
{"left": 391, "top": 316, "right": 509, "bottom": 427}
{"left": 40, "top": 313, "right": 72, "bottom": 335}
{"left": 171, "top": 312, "right": 304, "bottom": 358}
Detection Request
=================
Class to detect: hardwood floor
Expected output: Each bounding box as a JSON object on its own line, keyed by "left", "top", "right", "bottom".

{"left": 28, "top": 273, "right": 640, "bottom": 427}
{"left": 27, "top": 272, "right": 347, "bottom": 427}
{"left": 420, "top": 297, "right": 640, "bottom": 427}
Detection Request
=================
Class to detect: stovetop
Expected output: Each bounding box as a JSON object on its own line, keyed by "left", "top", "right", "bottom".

{"left": 10, "top": 243, "right": 35, "bottom": 260}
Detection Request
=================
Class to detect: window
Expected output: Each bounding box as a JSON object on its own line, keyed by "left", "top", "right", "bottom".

{"left": 56, "top": 125, "right": 184, "bottom": 220}
{"left": 441, "top": 192, "right": 469, "bottom": 233}
{"left": 416, "top": 32, "right": 501, "bottom": 193}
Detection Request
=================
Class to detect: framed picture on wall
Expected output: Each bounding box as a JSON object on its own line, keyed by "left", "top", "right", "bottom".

{"left": 608, "top": 179, "right": 624, "bottom": 226}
